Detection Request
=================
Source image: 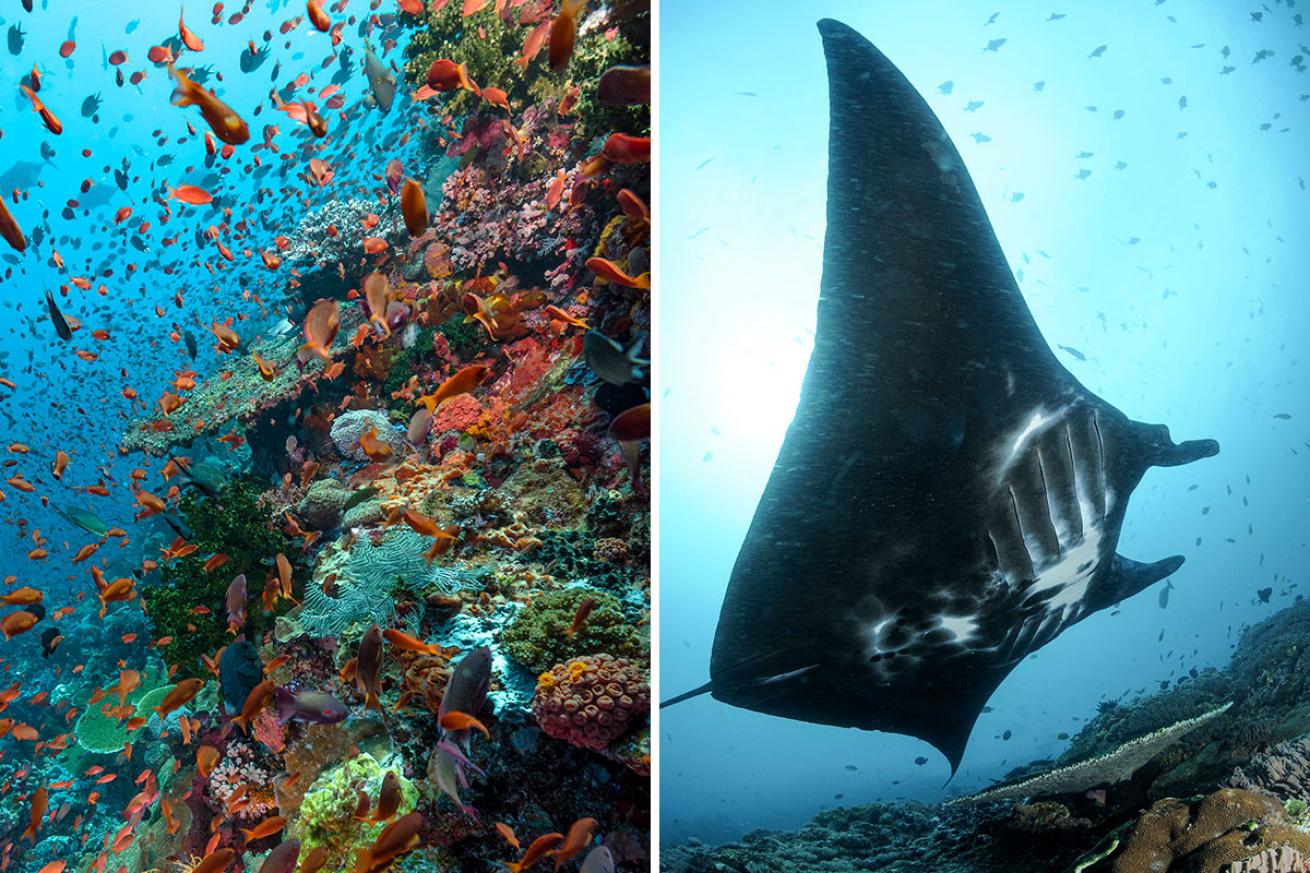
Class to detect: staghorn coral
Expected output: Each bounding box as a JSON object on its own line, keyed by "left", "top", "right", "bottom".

{"left": 533, "top": 653, "right": 648, "bottom": 753}
{"left": 502, "top": 587, "right": 642, "bottom": 673}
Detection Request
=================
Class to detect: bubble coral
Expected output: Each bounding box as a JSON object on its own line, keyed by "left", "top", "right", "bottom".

{"left": 533, "top": 654, "right": 649, "bottom": 753}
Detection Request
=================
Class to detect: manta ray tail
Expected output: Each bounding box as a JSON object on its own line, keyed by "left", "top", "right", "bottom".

{"left": 659, "top": 681, "right": 714, "bottom": 709}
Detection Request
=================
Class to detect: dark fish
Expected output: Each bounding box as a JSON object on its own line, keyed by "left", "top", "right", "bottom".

{"left": 8, "top": 23, "right": 25, "bottom": 55}
{"left": 40, "top": 627, "right": 63, "bottom": 658}
{"left": 356, "top": 624, "right": 384, "bottom": 709}
{"left": 1258, "top": 587, "right": 1273, "bottom": 603}
{"left": 184, "top": 330, "right": 198, "bottom": 359}
{"left": 45, "top": 291, "right": 72, "bottom": 341}
{"left": 363, "top": 45, "right": 395, "bottom": 114}
{"left": 220, "top": 639, "right": 264, "bottom": 712}
{"left": 274, "top": 687, "right": 348, "bottom": 724}
{"left": 1273, "top": 413, "right": 1292, "bottom": 420}
{"left": 439, "top": 647, "right": 491, "bottom": 728}
{"left": 81, "top": 93, "right": 102, "bottom": 118}
{"left": 584, "top": 331, "right": 648, "bottom": 386}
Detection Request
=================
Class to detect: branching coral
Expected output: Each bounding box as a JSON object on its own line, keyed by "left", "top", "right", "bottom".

{"left": 533, "top": 654, "right": 648, "bottom": 752}
{"left": 502, "top": 587, "right": 642, "bottom": 673}
{"left": 207, "top": 736, "right": 281, "bottom": 821}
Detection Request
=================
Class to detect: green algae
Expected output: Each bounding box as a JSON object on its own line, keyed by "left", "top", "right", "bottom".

{"left": 294, "top": 753, "right": 418, "bottom": 873}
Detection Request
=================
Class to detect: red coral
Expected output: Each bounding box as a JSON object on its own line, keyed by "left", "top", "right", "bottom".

{"left": 532, "top": 655, "right": 649, "bottom": 752}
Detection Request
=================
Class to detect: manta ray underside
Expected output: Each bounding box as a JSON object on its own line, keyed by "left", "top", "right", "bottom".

{"left": 666, "top": 20, "right": 1219, "bottom": 773}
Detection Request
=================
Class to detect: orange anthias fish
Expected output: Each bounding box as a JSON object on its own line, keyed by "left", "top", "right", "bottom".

{"left": 22, "top": 786, "right": 47, "bottom": 842}
{"left": 506, "top": 832, "right": 565, "bottom": 873}
{"left": 168, "top": 185, "right": 214, "bottom": 205}
{"left": 586, "top": 256, "right": 650, "bottom": 290}
{"left": 425, "top": 59, "right": 479, "bottom": 94}
{"left": 354, "top": 811, "right": 423, "bottom": 871}
{"left": 545, "top": 818, "right": 599, "bottom": 869}
{"left": 417, "top": 364, "right": 489, "bottom": 413}
{"left": 381, "top": 628, "right": 448, "bottom": 656}
{"left": 0, "top": 586, "right": 43, "bottom": 606}
{"left": 438, "top": 710, "right": 490, "bottom": 739}
{"left": 2, "top": 611, "right": 39, "bottom": 639}
{"left": 20, "top": 86, "right": 62, "bottom": 135}
{"left": 300, "top": 299, "right": 341, "bottom": 362}
{"left": 565, "top": 597, "right": 596, "bottom": 638}
{"left": 0, "top": 194, "right": 26, "bottom": 253}
{"left": 358, "top": 427, "right": 393, "bottom": 462}
{"left": 601, "top": 132, "right": 651, "bottom": 164}
{"left": 363, "top": 272, "right": 392, "bottom": 338}
{"left": 153, "top": 678, "right": 204, "bottom": 718}
{"left": 547, "top": 0, "right": 587, "bottom": 72}
{"left": 168, "top": 64, "right": 249, "bottom": 145}
{"left": 239, "top": 814, "right": 286, "bottom": 844}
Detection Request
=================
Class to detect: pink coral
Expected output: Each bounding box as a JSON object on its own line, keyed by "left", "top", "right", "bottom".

{"left": 533, "top": 655, "right": 649, "bottom": 752}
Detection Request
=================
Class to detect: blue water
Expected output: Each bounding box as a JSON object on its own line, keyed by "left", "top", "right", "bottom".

{"left": 0, "top": 0, "right": 417, "bottom": 853}
{"left": 659, "top": 0, "right": 1310, "bottom": 845}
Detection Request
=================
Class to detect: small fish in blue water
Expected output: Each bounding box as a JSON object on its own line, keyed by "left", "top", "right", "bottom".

{"left": 1057, "top": 344, "right": 1086, "bottom": 361}
{"left": 8, "top": 22, "right": 24, "bottom": 55}
{"left": 983, "top": 37, "right": 1007, "bottom": 52}
{"left": 81, "top": 92, "right": 102, "bottom": 118}
{"left": 1088, "top": 44, "right": 1108, "bottom": 58}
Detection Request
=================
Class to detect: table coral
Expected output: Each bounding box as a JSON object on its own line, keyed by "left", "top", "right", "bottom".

{"left": 502, "top": 587, "right": 643, "bottom": 673}
{"left": 121, "top": 308, "right": 363, "bottom": 454}
{"left": 532, "top": 654, "right": 649, "bottom": 753}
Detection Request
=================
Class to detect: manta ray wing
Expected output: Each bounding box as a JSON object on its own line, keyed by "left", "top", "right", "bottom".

{"left": 703, "top": 19, "right": 1219, "bottom": 772}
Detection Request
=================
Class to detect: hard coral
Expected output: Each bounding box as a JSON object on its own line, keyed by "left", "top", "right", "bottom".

{"left": 330, "top": 409, "right": 407, "bottom": 461}
{"left": 1098, "top": 788, "right": 1310, "bottom": 873}
{"left": 294, "top": 752, "right": 417, "bottom": 873}
{"left": 502, "top": 587, "right": 642, "bottom": 673}
{"left": 533, "top": 654, "right": 648, "bottom": 753}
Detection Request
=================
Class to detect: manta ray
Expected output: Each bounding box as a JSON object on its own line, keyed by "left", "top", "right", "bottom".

{"left": 663, "top": 19, "right": 1219, "bottom": 772}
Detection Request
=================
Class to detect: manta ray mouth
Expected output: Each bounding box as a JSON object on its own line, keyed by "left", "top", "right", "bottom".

{"left": 663, "top": 18, "right": 1219, "bottom": 775}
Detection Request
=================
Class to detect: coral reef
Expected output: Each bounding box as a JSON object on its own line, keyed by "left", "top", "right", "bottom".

{"left": 295, "top": 753, "right": 418, "bottom": 872}
{"left": 956, "top": 702, "right": 1234, "bottom": 804}
{"left": 533, "top": 654, "right": 649, "bottom": 754}
{"left": 503, "top": 587, "right": 644, "bottom": 673}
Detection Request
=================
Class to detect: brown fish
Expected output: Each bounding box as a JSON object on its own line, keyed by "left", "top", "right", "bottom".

{"left": 0, "top": 194, "right": 25, "bottom": 253}
{"left": 168, "top": 64, "right": 249, "bottom": 145}
{"left": 233, "top": 679, "right": 277, "bottom": 732}
{"left": 355, "top": 811, "right": 423, "bottom": 871}
{"left": 547, "top": 0, "right": 587, "bottom": 72}
{"left": 355, "top": 624, "right": 384, "bottom": 710}
{"left": 400, "top": 178, "right": 428, "bottom": 237}
{"left": 153, "top": 678, "right": 204, "bottom": 718}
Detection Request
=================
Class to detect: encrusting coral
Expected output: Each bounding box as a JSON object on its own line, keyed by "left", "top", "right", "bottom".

{"left": 502, "top": 587, "right": 643, "bottom": 672}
